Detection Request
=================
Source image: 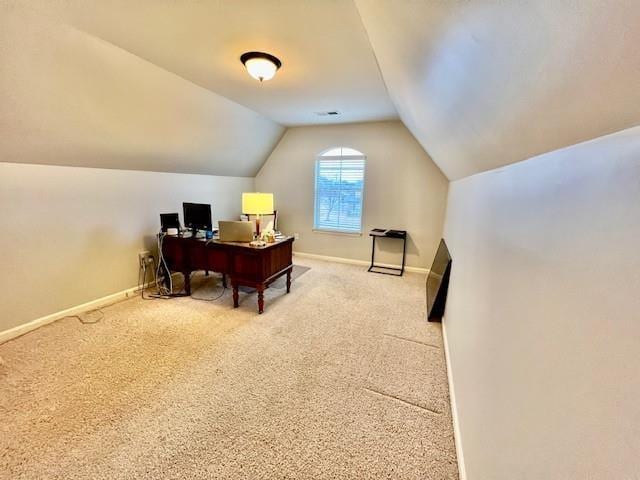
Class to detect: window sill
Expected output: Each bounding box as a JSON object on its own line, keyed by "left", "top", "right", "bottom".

{"left": 313, "top": 228, "right": 362, "bottom": 237}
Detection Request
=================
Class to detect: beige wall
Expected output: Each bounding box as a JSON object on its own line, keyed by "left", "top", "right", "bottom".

{"left": 255, "top": 121, "right": 448, "bottom": 268}
{"left": 443, "top": 126, "right": 640, "bottom": 479}
{"left": 0, "top": 163, "right": 252, "bottom": 333}
{"left": 0, "top": 3, "right": 265, "bottom": 336}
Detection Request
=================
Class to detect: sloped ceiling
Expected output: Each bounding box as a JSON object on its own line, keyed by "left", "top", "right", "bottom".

{"left": 4, "top": 1, "right": 639, "bottom": 179}
{"left": 355, "top": 0, "right": 640, "bottom": 180}
{"left": 34, "top": 0, "right": 397, "bottom": 126}
{"left": 0, "top": 3, "right": 284, "bottom": 176}
{"left": 1, "top": 1, "right": 396, "bottom": 176}
{"left": 0, "top": 3, "right": 284, "bottom": 177}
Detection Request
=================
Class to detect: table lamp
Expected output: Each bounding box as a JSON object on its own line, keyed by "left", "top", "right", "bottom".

{"left": 242, "top": 192, "right": 274, "bottom": 238}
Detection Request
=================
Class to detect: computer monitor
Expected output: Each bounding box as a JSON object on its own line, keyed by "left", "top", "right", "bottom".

{"left": 183, "top": 202, "right": 212, "bottom": 233}
{"left": 160, "top": 213, "right": 180, "bottom": 232}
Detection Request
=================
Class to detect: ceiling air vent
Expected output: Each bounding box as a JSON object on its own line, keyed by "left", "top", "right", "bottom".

{"left": 315, "top": 111, "right": 340, "bottom": 116}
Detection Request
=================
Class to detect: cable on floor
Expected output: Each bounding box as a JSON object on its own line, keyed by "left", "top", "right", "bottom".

{"left": 66, "top": 308, "right": 105, "bottom": 324}
{"left": 190, "top": 280, "right": 227, "bottom": 302}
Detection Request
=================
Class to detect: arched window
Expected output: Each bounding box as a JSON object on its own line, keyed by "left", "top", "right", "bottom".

{"left": 314, "top": 147, "right": 366, "bottom": 234}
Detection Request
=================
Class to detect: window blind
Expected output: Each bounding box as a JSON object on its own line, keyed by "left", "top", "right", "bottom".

{"left": 314, "top": 157, "right": 365, "bottom": 233}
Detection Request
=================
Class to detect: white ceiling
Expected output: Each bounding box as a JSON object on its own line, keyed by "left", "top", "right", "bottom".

{"left": 35, "top": 0, "right": 397, "bottom": 127}
{"left": 356, "top": 0, "right": 640, "bottom": 180}
{"left": 1, "top": 4, "right": 284, "bottom": 177}
{"left": 4, "top": 1, "right": 639, "bottom": 178}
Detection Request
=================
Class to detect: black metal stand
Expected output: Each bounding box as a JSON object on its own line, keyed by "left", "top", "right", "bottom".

{"left": 367, "top": 229, "right": 407, "bottom": 276}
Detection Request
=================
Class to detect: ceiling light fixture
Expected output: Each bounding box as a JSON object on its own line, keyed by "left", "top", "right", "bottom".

{"left": 240, "top": 51, "right": 282, "bottom": 82}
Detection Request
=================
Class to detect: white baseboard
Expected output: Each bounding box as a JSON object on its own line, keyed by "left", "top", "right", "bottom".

{"left": 0, "top": 270, "right": 188, "bottom": 345}
{"left": 293, "top": 251, "right": 429, "bottom": 274}
{"left": 442, "top": 321, "right": 467, "bottom": 480}
{"left": 0, "top": 284, "right": 143, "bottom": 345}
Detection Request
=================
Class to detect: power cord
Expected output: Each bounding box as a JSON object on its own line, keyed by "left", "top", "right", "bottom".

{"left": 155, "top": 232, "right": 173, "bottom": 296}
{"left": 190, "top": 278, "right": 227, "bottom": 302}
{"left": 139, "top": 256, "right": 167, "bottom": 300}
{"left": 66, "top": 309, "right": 104, "bottom": 324}
{"left": 65, "top": 233, "right": 225, "bottom": 326}
{"left": 66, "top": 263, "right": 157, "bottom": 323}
{"left": 140, "top": 232, "right": 224, "bottom": 301}
{"left": 138, "top": 233, "right": 188, "bottom": 300}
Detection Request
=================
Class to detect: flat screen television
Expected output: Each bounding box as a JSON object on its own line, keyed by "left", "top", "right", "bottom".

{"left": 426, "top": 239, "right": 452, "bottom": 321}
{"left": 183, "top": 202, "right": 212, "bottom": 232}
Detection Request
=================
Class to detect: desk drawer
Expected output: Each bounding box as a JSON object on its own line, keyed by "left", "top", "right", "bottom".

{"left": 265, "top": 241, "right": 293, "bottom": 277}
{"left": 206, "top": 248, "right": 229, "bottom": 272}
{"left": 162, "top": 236, "right": 187, "bottom": 271}
{"left": 189, "top": 242, "right": 229, "bottom": 273}
{"left": 189, "top": 242, "right": 208, "bottom": 270}
{"left": 232, "top": 251, "right": 261, "bottom": 278}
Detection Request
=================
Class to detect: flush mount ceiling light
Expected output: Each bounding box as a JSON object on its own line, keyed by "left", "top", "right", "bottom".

{"left": 240, "top": 51, "right": 282, "bottom": 82}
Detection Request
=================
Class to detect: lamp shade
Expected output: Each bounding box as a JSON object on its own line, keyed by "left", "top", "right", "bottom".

{"left": 244, "top": 57, "right": 277, "bottom": 81}
{"left": 242, "top": 192, "right": 274, "bottom": 215}
{"left": 240, "top": 52, "right": 282, "bottom": 82}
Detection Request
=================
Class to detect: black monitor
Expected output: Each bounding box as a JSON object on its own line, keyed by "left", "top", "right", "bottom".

{"left": 183, "top": 202, "right": 212, "bottom": 232}
{"left": 160, "top": 213, "right": 180, "bottom": 232}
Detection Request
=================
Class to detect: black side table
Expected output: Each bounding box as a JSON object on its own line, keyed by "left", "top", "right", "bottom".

{"left": 368, "top": 229, "right": 407, "bottom": 276}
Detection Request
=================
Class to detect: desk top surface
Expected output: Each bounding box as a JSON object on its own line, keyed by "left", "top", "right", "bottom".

{"left": 165, "top": 234, "right": 294, "bottom": 250}
{"left": 209, "top": 236, "right": 293, "bottom": 249}
{"left": 369, "top": 228, "right": 407, "bottom": 238}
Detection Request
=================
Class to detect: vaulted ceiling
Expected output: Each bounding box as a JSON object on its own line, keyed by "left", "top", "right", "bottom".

{"left": 2, "top": 1, "right": 639, "bottom": 179}
{"left": 1, "top": 4, "right": 283, "bottom": 177}
{"left": 1, "top": 0, "right": 395, "bottom": 176}
{"left": 33, "top": 0, "right": 397, "bottom": 127}
{"left": 355, "top": 0, "right": 640, "bottom": 179}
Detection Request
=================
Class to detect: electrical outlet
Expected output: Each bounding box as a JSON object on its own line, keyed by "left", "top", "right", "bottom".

{"left": 138, "top": 251, "right": 153, "bottom": 268}
{"left": 294, "top": 233, "right": 300, "bottom": 240}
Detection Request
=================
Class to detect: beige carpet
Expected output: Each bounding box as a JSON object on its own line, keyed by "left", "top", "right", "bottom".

{"left": 0, "top": 258, "right": 458, "bottom": 479}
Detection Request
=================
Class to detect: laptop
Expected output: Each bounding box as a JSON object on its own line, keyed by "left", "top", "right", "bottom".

{"left": 218, "top": 221, "right": 254, "bottom": 242}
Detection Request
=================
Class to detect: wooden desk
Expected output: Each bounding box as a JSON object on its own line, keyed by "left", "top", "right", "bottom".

{"left": 162, "top": 235, "right": 294, "bottom": 313}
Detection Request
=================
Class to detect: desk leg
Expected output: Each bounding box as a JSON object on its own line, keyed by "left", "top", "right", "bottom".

{"left": 401, "top": 236, "right": 407, "bottom": 276}
{"left": 368, "top": 236, "right": 376, "bottom": 272}
{"left": 232, "top": 281, "right": 239, "bottom": 308}
{"left": 222, "top": 274, "right": 227, "bottom": 289}
{"left": 183, "top": 271, "right": 191, "bottom": 295}
{"left": 257, "top": 285, "right": 265, "bottom": 314}
{"left": 286, "top": 268, "right": 292, "bottom": 293}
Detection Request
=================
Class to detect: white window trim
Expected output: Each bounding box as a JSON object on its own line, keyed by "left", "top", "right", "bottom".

{"left": 313, "top": 150, "right": 366, "bottom": 235}
{"left": 312, "top": 228, "right": 363, "bottom": 237}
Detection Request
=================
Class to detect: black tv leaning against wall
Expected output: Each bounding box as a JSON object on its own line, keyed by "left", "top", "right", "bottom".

{"left": 426, "top": 239, "right": 452, "bottom": 321}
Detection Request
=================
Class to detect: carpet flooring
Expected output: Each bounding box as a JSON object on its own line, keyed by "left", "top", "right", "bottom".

{"left": 0, "top": 258, "right": 458, "bottom": 479}
{"left": 239, "top": 264, "right": 310, "bottom": 293}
